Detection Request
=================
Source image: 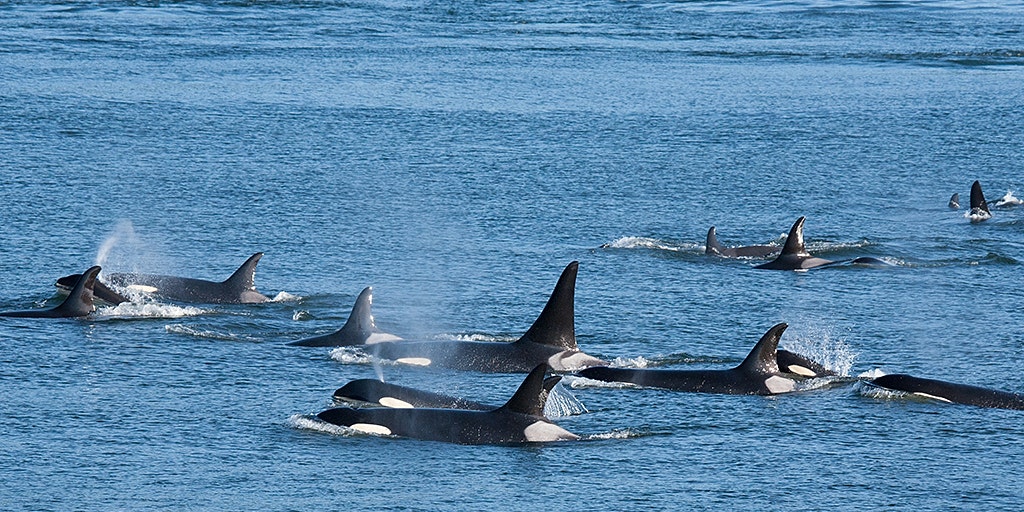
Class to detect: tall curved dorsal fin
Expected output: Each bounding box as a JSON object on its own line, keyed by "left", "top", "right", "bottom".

{"left": 333, "top": 286, "right": 381, "bottom": 344}
{"left": 515, "top": 261, "right": 578, "bottom": 350}
{"left": 706, "top": 227, "right": 723, "bottom": 255}
{"left": 498, "top": 364, "right": 556, "bottom": 416}
{"left": 970, "top": 180, "right": 990, "bottom": 214}
{"left": 736, "top": 323, "right": 787, "bottom": 375}
{"left": 222, "top": 252, "right": 263, "bottom": 291}
{"left": 779, "top": 217, "right": 808, "bottom": 257}
{"left": 52, "top": 266, "right": 100, "bottom": 317}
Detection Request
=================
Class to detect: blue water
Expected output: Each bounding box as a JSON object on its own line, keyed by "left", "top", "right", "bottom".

{"left": 2, "top": 0, "right": 1024, "bottom": 509}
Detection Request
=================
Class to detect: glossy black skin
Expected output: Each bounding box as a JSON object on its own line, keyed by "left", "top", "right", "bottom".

{"left": 317, "top": 365, "right": 578, "bottom": 445}
{"left": 577, "top": 323, "right": 797, "bottom": 395}
{"left": 291, "top": 261, "right": 607, "bottom": 373}
{"left": 705, "top": 226, "right": 779, "bottom": 258}
{"left": 333, "top": 376, "right": 562, "bottom": 410}
{"left": 755, "top": 217, "right": 888, "bottom": 270}
{"left": 55, "top": 273, "right": 129, "bottom": 304}
{"left": 104, "top": 252, "right": 270, "bottom": 304}
{"left": 289, "top": 287, "right": 383, "bottom": 347}
{"left": 969, "top": 180, "right": 991, "bottom": 219}
{"left": 869, "top": 374, "right": 1024, "bottom": 410}
{"left": 948, "top": 192, "right": 960, "bottom": 210}
{"left": 2, "top": 266, "right": 99, "bottom": 318}
{"left": 776, "top": 349, "right": 835, "bottom": 377}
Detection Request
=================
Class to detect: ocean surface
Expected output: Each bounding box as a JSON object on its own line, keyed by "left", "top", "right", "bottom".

{"left": 2, "top": 0, "right": 1023, "bottom": 509}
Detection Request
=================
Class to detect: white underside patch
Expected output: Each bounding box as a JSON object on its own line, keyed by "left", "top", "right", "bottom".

{"left": 378, "top": 397, "right": 414, "bottom": 409}
{"left": 764, "top": 375, "right": 797, "bottom": 394}
{"left": 396, "top": 357, "right": 431, "bottom": 366}
{"left": 914, "top": 392, "right": 953, "bottom": 403}
{"left": 350, "top": 423, "right": 392, "bottom": 436}
{"left": 365, "top": 332, "right": 403, "bottom": 344}
{"left": 786, "top": 365, "right": 817, "bottom": 377}
{"left": 127, "top": 285, "right": 159, "bottom": 294}
{"left": 547, "top": 351, "right": 605, "bottom": 371}
{"left": 523, "top": 421, "right": 579, "bottom": 442}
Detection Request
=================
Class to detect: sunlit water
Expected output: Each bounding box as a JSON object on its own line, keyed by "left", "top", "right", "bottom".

{"left": 2, "top": 1, "right": 1024, "bottom": 509}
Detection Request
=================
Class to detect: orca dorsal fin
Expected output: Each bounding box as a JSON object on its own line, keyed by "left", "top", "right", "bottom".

{"left": 332, "top": 286, "right": 381, "bottom": 345}
{"left": 222, "top": 252, "right": 263, "bottom": 291}
{"left": 52, "top": 266, "right": 100, "bottom": 317}
{"left": 515, "top": 261, "right": 578, "bottom": 350}
{"left": 736, "top": 323, "right": 787, "bottom": 375}
{"left": 498, "top": 364, "right": 557, "bottom": 416}
{"left": 970, "top": 180, "right": 990, "bottom": 214}
{"left": 779, "top": 217, "right": 809, "bottom": 257}
{"left": 706, "top": 227, "right": 724, "bottom": 255}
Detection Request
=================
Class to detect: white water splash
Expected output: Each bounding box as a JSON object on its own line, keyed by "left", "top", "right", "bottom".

{"left": 993, "top": 190, "right": 1023, "bottom": 207}
{"left": 288, "top": 414, "right": 351, "bottom": 435}
{"left": 164, "top": 324, "right": 256, "bottom": 342}
{"left": 583, "top": 429, "right": 647, "bottom": 441}
{"left": 544, "top": 382, "right": 588, "bottom": 418}
{"left": 601, "top": 237, "right": 696, "bottom": 252}
{"left": 329, "top": 346, "right": 373, "bottom": 364}
{"left": 609, "top": 356, "right": 651, "bottom": 368}
{"left": 780, "top": 326, "right": 857, "bottom": 377}
{"left": 565, "top": 375, "right": 642, "bottom": 390}
{"left": 97, "top": 302, "right": 207, "bottom": 319}
{"left": 965, "top": 209, "right": 992, "bottom": 222}
{"left": 273, "top": 291, "right": 302, "bottom": 302}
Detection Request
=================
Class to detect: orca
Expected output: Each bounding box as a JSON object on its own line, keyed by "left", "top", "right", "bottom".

{"left": 94, "top": 252, "right": 270, "bottom": 304}
{"left": 776, "top": 349, "right": 835, "bottom": 378}
{"left": 754, "top": 217, "right": 885, "bottom": 270}
{"left": 705, "top": 226, "right": 779, "bottom": 258}
{"left": 289, "top": 287, "right": 402, "bottom": 347}
{"left": 333, "top": 376, "right": 562, "bottom": 410}
{"left": 948, "top": 193, "right": 960, "bottom": 210}
{"left": 576, "top": 323, "right": 801, "bottom": 394}
{"left": 55, "top": 273, "right": 129, "bottom": 305}
{"left": 968, "top": 180, "right": 991, "bottom": 222}
{"left": 868, "top": 374, "right": 1024, "bottom": 410}
{"left": 1, "top": 266, "right": 100, "bottom": 318}
{"left": 316, "top": 364, "right": 580, "bottom": 444}
{"left": 291, "top": 261, "right": 607, "bottom": 373}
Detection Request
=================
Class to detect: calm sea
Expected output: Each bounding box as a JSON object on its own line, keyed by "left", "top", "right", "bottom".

{"left": 2, "top": 0, "right": 1023, "bottom": 510}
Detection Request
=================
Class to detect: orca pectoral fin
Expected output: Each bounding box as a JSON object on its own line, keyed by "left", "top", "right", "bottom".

{"left": 498, "top": 364, "right": 555, "bottom": 417}
{"left": 515, "top": 262, "right": 578, "bottom": 350}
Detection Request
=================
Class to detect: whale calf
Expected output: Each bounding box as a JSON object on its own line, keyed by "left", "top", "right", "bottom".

{"left": 754, "top": 217, "right": 886, "bottom": 270}
{"left": 2, "top": 266, "right": 100, "bottom": 318}
{"left": 577, "top": 323, "right": 803, "bottom": 394}
{"left": 67, "top": 252, "right": 271, "bottom": 304}
{"left": 291, "top": 261, "right": 607, "bottom": 372}
{"left": 55, "top": 273, "right": 129, "bottom": 304}
{"left": 333, "top": 375, "right": 562, "bottom": 410}
{"left": 868, "top": 373, "right": 1024, "bottom": 410}
{"left": 705, "top": 226, "right": 779, "bottom": 259}
{"left": 317, "top": 365, "right": 579, "bottom": 444}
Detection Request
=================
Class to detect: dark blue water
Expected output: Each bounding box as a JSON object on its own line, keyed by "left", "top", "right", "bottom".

{"left": 2, "top": 0, "right": 1024, "bottom": 509}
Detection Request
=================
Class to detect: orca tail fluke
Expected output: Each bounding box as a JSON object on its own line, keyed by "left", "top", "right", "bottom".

{"left": 52, "top": 266, "right": 100, "bottom": 317}
{"left": 515, "top": 261, "right": 578, "bottom": 350}
{"left": 498, "top": 364, "right": 556, "bottom": 417}
{"left": 736, "top": 323, "right": 787, "bottom": 375}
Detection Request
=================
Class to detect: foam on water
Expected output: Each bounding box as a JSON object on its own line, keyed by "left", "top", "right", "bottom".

{"left": 164, "top": 324, "right": 258, "bottom": 342}
{"left": 601, "top": 237, "right": 697, "bottom": 252}
{"left": 272, "top": 292, "right": 302, "bottom": 302}
{"left": 993, "top": 190, "right": 1023, "bottom": 207}
{"left": 288, "top": 414, "right": 354, "bottom": 436}
{"left": 544, "top": 382, "right": 588, "bottom": 418}
{"left": 329, "top": 346, "right": 374, "bottom": 365}
{"left": 96, "top": 302, "right": 207, "bottom": 319}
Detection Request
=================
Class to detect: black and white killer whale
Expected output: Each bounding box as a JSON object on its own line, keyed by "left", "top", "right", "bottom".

{"left": 968, "top": 180, "right": 991, "bottom": 222}
{"left": 317, "top": 364, "right": 580, "bottom": 444}
{"left": 867, "top": 373, "right": 1024, "bottom": 410}
{"left": 754, "top": 217, "right": 887, "bottom": 270}
{"left": 333, "top": 375, "right": 562, "bottom": 410}
{"left": 290, "top": 261, "right": 606, "bottom": 372}
{"left": 577, "top": 323, "right": 814, "bottom": 394}
{"left": 1, "top": 266, "right": 100, "bottom": 318}
{"left": 57, "top": 252, "right": 270, "bottom": 304}
{"left": 705, "top": 226, "right": 779, "bottom": 259}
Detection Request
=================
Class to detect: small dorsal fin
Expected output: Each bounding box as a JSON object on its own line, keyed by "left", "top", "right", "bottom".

{"left": 515, "top": 262, "right": 577, "bottom": 350}
{"left": 222, "top": 252, "right": 263, "bottom": 291}
{"left": 779, "top": 217, "right": 808, "bottom": 256}
{"left": 498, "top": 364, "right": 556, "bottom": 416}
{"left": 948, "top": 193, "right": 960, "bottom": 210}
{"left": 736, "top": 323, "right": 787, "bottom": 375}
{"left": 52, "top": 266, "right": 100, "bottom": 317}
{"left": 970, "top": 180, "right": 990, "bottom": 214}
{"left": 333, "top": 286, "right": 380, "bottom": 344}
{"left": 706, "top": 227, "right": 723, "bottom": 255}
